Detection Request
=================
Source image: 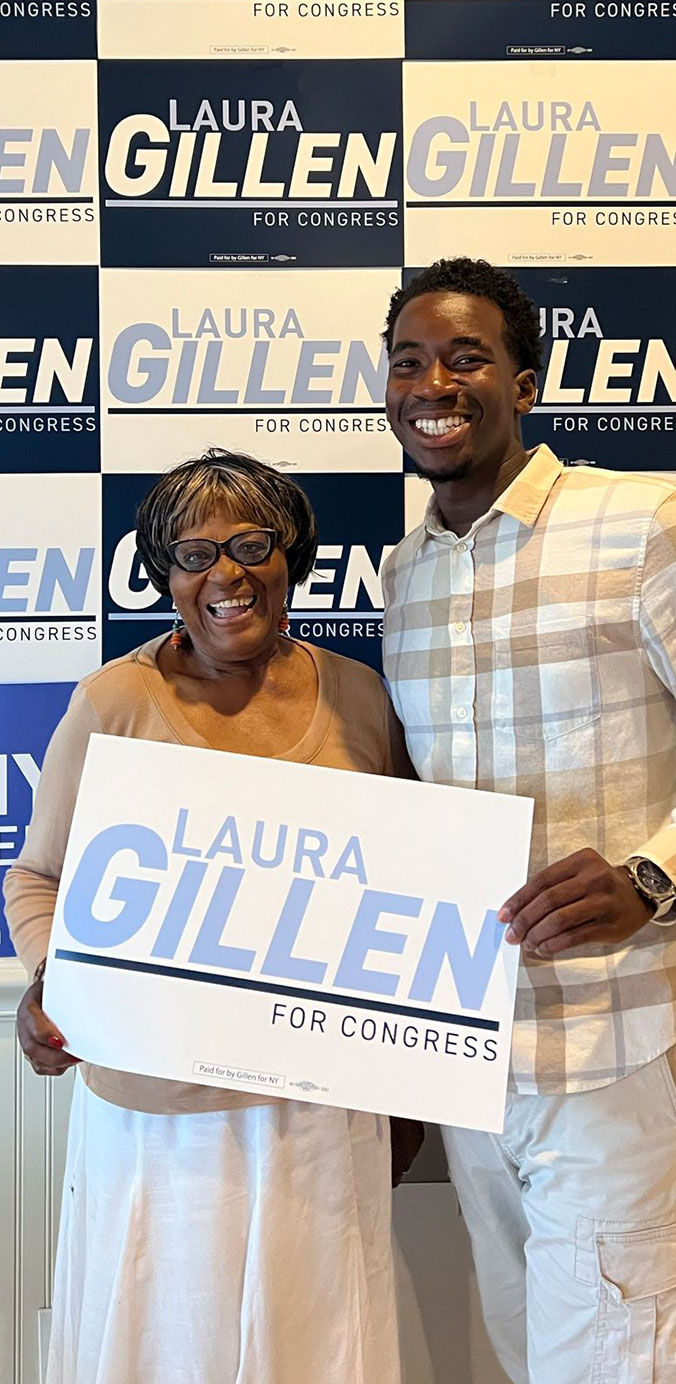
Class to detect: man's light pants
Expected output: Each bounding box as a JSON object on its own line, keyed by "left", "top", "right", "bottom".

{"left": 443, "top": 1050, "right": 676, "bottom": 1384}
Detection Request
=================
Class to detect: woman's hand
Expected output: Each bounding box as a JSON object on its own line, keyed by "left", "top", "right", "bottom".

{"left": 16, "top": 976, "right": 81, "bottom": 1077}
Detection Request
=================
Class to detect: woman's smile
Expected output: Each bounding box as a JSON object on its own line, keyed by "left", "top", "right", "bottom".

{"left": 204, "top": 592, "right": 258, "bottom": 623}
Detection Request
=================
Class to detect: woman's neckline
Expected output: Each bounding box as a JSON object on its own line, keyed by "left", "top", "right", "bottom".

{"left": 134, "top": 634, "right": 337, "bottom": 765}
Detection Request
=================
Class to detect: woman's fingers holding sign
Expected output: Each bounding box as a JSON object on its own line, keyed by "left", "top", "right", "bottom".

{"left": 17, "top": 980, "right": 81, "bottom": 1076}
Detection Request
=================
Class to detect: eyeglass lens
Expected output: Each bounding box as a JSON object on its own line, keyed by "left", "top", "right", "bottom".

{"left": 172, "top": 531, "right": 274, "bottom": 572}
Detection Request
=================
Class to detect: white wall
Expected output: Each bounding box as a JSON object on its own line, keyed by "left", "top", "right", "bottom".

{"left": 0, "top": 964, "right": 509, "bottom": 1384}
{"left": 0, "top": 964, "right": 74, "bottom": 1384}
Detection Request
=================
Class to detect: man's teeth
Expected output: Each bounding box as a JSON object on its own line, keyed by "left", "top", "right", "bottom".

{"left": 414, "top": 415, "right": 467, "bottom": 436}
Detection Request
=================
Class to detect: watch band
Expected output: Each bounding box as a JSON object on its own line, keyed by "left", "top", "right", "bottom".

{"left": 651, "top": 897, "right": 675, "bottom": 924}
{"left": 624, "top": 857, "right": 676, "bottom": 924}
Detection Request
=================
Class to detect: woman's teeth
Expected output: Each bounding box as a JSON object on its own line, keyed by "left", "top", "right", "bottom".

{"left": 208, "top": 595, "right": 256, "bottom": 616}
{"left": 414, "top": 415, "right": 467, "bottom": 436}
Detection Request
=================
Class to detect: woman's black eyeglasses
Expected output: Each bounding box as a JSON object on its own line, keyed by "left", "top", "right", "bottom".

{"left": 167, "top": 529, "right": 278, "bottom": 574}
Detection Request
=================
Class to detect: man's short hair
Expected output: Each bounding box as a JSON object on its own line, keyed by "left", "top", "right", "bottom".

{"left": 383, "top": 257, "right": 544, "bottom": 374}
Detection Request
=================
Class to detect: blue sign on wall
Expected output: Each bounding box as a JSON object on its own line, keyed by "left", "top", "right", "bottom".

{"left": 517, "top": 266, "right": 676, "bottom": 470}
{"left": 406, "top": 0, "right": 676, "bottom": 61}
{"left": 0, "top": 682, "right": 74, "bottom": 957}
{"left": 0, "top": 266, "right": 99, "bottom": 473}
{"left": 102, "top": 470, "right": 403, "bottom": 672}
{"left": 102, "top": 472, "right": 172, "bottom": 663}
{"left": 0, "top": 1, "right": 96, "bottom": 59}
{"left": 287, "top": 471, "right": 403, "bottom": 671}
{"left": 401, "top": 265, "right": 676, "bottom": 471}
{"left": 98, "top": 60, "right": 403, "bottom": 268}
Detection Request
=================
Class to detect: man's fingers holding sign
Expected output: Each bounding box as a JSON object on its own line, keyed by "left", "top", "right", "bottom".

{"left": 498, "top": 847, "right": 654, "bottom": 957}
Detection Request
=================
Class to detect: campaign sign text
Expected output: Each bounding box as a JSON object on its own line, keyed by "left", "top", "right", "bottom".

{"left": 98, "top": 59, "right": 403, "bottom": 267}
{"left": 286, "top": 472, "right": 402, "bottom": 669}
{"left": 403, "top": 60, "right": 676, "bottom": 266}
{"left": 0, "top": 472, "right": 101, "bottom": 683}
{"left": 44, "top": 735, "right": 533, "bottom": 1130}
{"left": 100, "top": 266, "right": 401, "bottom": 474}
{"left": 0, "top": 1, "right": 96, "bottom": 59}
{"left": 98, "top": 0, "right": 404, "bottom": 60}
{"left": 0, "top": 266, "right": 99, "bottom": 472}
{"left": 0, "top": 59, "right": 98, "bottom": 265}
{"left": 0, "top": 682, "right": 74, "bottom": 957}
{"left": 519, "top": 266, "right": 676, "bottom": 467}
{"left": 406, "top": 0, "right": 676, "bottom": 61}
{"left": 103, "top": 470, "right": 403, "bottom": 671}
{"left": 402, "top": 265, "right": 676, "bottom": 471}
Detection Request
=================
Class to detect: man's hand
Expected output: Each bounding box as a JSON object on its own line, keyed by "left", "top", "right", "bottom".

{"left": 498, "top": 848, "right": 654, "bottom": 957}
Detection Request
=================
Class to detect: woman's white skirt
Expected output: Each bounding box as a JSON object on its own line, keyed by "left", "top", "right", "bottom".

{"left": 46, "top": 1077, "right": 401, "bottom": 1384}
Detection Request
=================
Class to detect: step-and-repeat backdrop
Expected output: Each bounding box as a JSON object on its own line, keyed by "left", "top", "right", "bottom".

{"left": 1, "top": 0, "right": 675, "bottom": 955}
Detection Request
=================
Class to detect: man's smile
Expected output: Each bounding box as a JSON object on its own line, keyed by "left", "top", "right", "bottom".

{"left": 404, "top": 409, "right": 474, "bottom": 449}
{"left": 412, "top": 413, "right": 469, "bottom": 436}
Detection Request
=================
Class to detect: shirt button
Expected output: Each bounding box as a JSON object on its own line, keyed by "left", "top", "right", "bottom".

{"left": 456, "top": 542, "right": 468, "bottom": 553}
{"left": 457, "top": 707, "right": 468, "bottom": 720}
{"left": 455, "top": 621, "right": 466, "bottom": 634}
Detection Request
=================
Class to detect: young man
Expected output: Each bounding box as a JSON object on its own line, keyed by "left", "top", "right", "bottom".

{"left": 382, "top": 258, "right": 676, "bottom": 1384}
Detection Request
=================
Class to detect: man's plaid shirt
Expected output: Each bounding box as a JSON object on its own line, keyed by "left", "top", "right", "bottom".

{"left": 383, "top": 445, "right": 676, "bottom": 1093}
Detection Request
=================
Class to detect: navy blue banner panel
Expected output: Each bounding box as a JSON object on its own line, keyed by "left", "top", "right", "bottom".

{"left": 98, "top": 59, "right": 404, "bottom": 268}
{"left": 516, "top": 266, "right": 676, "bottom": 470}
{"left": 0, "top": 681, "right": 74, "bottom": 956}
{"left": 0, "top": 265, "right": 99, "bottom": 472}
{"left": 406, "top": 0, "right": 676, "bottom": 61}
{"left": 402, "top": 266, "right": 676, "bottom": 471}
{"left": 102, "top": 471, "right": 173, "bottom": 662}
{"left": 102, "top": 470, "right": 403, "bottom": 672}
{"left": 0, "top": 0, "right": 96, "bottom": 59}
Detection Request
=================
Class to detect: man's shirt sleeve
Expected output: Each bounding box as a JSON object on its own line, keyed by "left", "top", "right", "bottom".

{"left": 633, "top": 490, "right": 676, "bottom": 898}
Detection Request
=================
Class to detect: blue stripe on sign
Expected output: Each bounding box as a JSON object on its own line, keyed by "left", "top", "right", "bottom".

{"left": 54, "top": 949, "right": 500, "bottom": 1032}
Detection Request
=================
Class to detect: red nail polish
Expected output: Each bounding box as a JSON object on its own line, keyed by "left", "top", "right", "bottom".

{"left": 47, "top": 1035, "right": 64, "bottom": 1050}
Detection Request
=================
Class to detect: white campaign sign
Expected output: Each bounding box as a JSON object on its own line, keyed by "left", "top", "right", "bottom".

{"left": 100, "top": 267, "right": 401, "bottom": 475}
{"left": 44, "top": 734, "right": 533, "bottom": 1131}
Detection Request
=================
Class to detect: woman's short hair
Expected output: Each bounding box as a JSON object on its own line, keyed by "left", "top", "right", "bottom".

{"left": 135, "top": 449, "right": 318, "bottom": 596}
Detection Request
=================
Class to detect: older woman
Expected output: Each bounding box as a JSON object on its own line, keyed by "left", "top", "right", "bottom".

{"left": 4, "top": 449, "right": 419, "bottom": 1384}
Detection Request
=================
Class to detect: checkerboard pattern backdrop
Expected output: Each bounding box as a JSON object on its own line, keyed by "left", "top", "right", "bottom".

{"left": 1, "top": 0, "right": 675, "bottom": 953}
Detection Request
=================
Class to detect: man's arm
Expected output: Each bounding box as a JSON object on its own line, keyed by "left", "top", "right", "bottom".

{"left": 627, "top": 489, "right": 676, "bottom": 889}
{"left": 500, "top": 490, "right": 676, "bottom": 956}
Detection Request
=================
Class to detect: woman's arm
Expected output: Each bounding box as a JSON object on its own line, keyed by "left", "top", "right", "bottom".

{"left": 3, "top": 683, "right": 102, "bottom": 976}
{"left": 4, "top": 684, "right": 102, "bottom": 1076}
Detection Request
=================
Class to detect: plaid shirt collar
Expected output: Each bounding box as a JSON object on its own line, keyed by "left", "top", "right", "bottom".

{"left": 420, "top": 443, "right": 565, "bottom": 546}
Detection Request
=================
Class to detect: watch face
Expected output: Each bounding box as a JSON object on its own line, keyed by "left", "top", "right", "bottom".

{"left": 636, "top": 859, "right": 675, "bottom": 899}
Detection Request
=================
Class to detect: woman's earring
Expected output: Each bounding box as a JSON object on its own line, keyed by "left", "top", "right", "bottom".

{"left": 170, "top": 605, "right": 185, "bottom": 650}
{"left": 278, "top": 600, "right": 290, "bottom": 637}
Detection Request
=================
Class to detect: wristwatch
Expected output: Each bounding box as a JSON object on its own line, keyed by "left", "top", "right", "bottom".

{"left": 624, "top": 857, "right": 676, "bottom": 921}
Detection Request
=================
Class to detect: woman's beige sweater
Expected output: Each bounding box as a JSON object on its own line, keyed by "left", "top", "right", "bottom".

{"left": 4, "top": 635, "right": 412, "bottom": 1114}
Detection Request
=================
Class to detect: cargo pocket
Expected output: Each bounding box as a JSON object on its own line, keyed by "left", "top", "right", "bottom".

{"left": 589, "top": 1221, "right": 676, "bottom": 1383}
